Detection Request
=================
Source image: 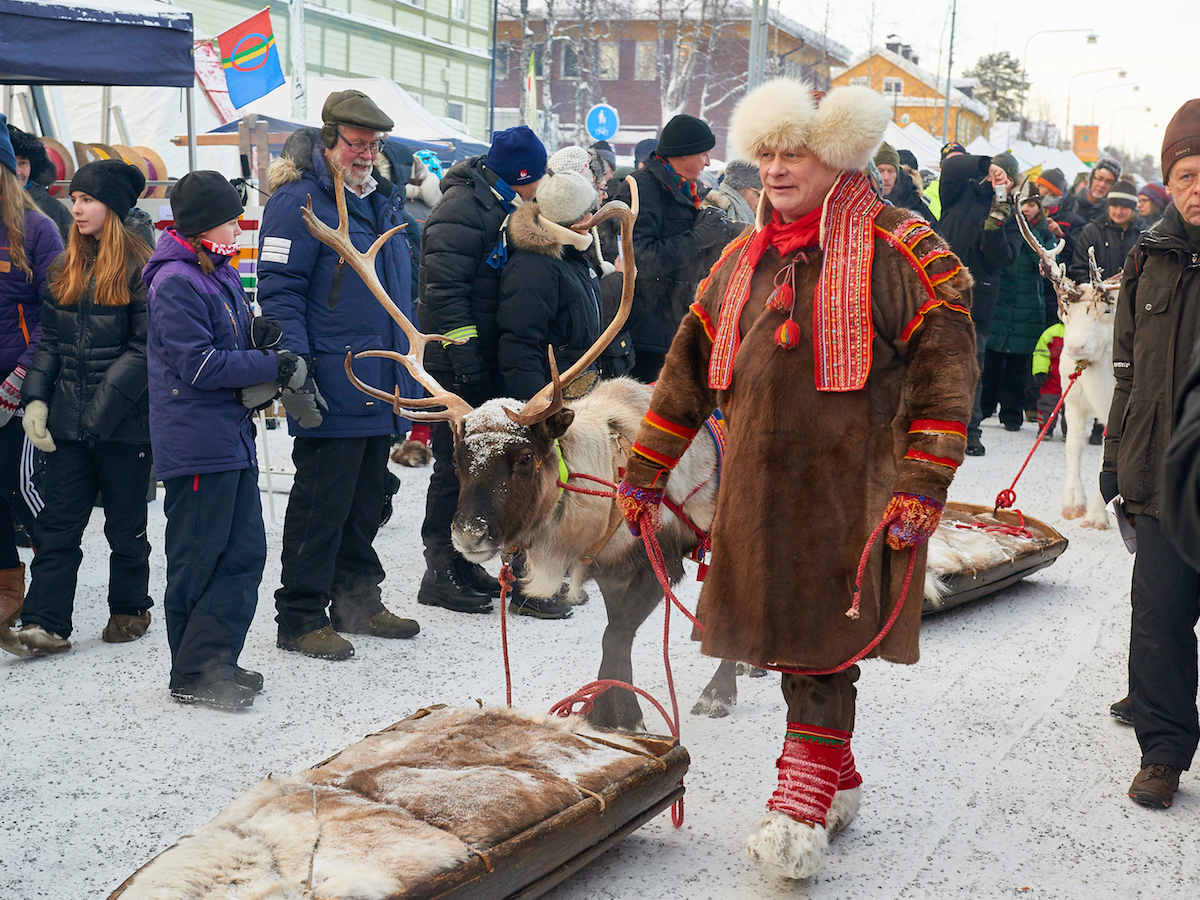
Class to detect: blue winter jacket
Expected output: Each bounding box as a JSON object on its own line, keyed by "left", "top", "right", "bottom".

{"left": 142, "top": 230, "right": 279, "bottom": 480}
{"left": 256, "top": 130, "right": 419, "bottom": 438}
{"left": 0, "top": 209, "right": 59, "bottom": 375}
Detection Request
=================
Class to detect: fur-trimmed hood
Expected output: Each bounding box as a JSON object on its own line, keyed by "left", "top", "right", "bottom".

{"left": 729, "top": 78, "right": 890, "bottom": 173}
{"left": 506, "top": 203, "right": 594, "bottom": 259}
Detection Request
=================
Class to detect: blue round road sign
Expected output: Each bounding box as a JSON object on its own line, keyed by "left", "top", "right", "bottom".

{"left": 586, "top": 104, "right": 620, "bottom": 142}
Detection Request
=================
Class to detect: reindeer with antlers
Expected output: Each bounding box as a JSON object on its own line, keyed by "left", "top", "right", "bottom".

{"left": 303, "top": 172, "right": 740, "bottom": 730}
{"left": 1017, "top": 211, "right": 1121, "bottom": 528}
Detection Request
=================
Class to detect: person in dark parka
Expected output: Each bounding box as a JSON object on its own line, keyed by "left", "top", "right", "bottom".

{"left": 415, "top": 126, "right": 546, "bottom": 614}
{"left": 1101, "top": 98, "right": 1200, "bottom": 809}
{"left": 257, "top": 91, "right": 421, "bottom": 661}
{"left": 13, "top": 159, "right": 154, "bottom": 655}
{"left": 144, "top": 171, "right": 292, "bottom": 709}
{"left": 938, "top": 150, "right": 1021, "bottom": 455}
{"left": 1069, "top": 179, "right": 1144, "bottom": 281}
{"left": 982, "top": 181, "right": 1056, "bottom": 431}
{"left": 6, "top": 123, "right": 71, "bottom": 242}
{"left": 603, "top": 115, "right": 741, "bottom": 382}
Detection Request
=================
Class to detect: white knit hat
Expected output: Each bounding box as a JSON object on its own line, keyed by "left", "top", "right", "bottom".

{"left": 547, "top": 146, "right": 593, "bottom": 182}
{"left": 534, "top": 170, "right": 598, "bottom": 225}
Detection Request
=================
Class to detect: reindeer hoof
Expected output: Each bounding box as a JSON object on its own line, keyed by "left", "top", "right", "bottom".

{"left": 1062, "top": 505, "right": 1086, "bottom": 520}
{"left": 691, "top": 693, "right": 732, "bottom": 718}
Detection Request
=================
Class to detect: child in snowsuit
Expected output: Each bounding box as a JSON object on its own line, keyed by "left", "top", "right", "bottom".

{"left": 1032, "top": 322, "right": 1065, "bottom": 440}
{"left": 143, "top": 171, "right": 305, "bottom": 709}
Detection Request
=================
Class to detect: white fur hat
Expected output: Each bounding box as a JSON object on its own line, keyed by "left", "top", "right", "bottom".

{"left": 547, "top": 146, "right": 594, "bottom": 183}
{"left": 534, "top": 170, "right": 598, "bottom": 225}
{"left": 729, "top": 79, "right": 891, "bottom": 173}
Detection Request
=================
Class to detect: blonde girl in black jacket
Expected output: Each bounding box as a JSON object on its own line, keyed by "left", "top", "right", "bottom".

{"left": 7, "top": 160, "right": 153, "bottom": 656}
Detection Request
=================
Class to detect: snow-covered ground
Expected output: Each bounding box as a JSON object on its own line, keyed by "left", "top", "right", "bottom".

{"left": 2, "top": 417, "right": 1198, "bottom": 899}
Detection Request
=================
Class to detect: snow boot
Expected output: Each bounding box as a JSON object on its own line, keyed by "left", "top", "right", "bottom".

{"left": 13, "top": 623, "right": 70, "bottom": 656}
{"left": 171, "top": 678, "right": 256, "bottom": 710}
{"left": 233, "top": 666, "right": 264, "bottom": 693}
{"left": 746, "top": 723, "right": 846, "bottom": 879}
{"left": 0, "top": 564, "right": 24, "bottom": 628}
{"left": 102, "top": 610, "right": 151, "bottom": 643}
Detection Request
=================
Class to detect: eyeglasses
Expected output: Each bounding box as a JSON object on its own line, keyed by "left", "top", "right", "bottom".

{"left": 337, "top": 132, "right": 385, "bottom": 155}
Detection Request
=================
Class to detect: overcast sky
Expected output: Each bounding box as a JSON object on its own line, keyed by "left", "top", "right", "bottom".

{"left": 781, "top": 0, "right": 1192, "bottom": 160}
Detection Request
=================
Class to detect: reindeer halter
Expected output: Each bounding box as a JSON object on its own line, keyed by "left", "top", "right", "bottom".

{"left": 708, "top": 171, "right": 885, "bottom": 392}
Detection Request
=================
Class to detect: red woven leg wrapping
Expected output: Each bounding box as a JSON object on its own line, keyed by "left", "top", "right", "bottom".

{"left": 838, "top": 736, "right": 863, "bottom": 791}
{"left": 766, "top": 722, "right": 849, "bottom": 827}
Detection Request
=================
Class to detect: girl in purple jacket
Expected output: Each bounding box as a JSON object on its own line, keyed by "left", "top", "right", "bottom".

{"left": 0, "top": 116, "right": 59, "bottom": 645}
{"left": 143, "top": 171, "right": 298, "bottom": 710}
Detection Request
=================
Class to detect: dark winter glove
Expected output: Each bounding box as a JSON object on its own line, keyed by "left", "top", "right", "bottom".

{"left": 280, "top": 358, "right": 327, "bottom": 429}
{"left": 984, "top": 199, "right": 1012, "bottom": 231}
{"left": 454, "top": 372, "right": 495, "bottom": 409}
{"left": 617, "top": 480, "right": 664, "bottom": 537}
{"left": 1099, "top": 470, "right": 1119, "bottom": 505}
{"left": 0, "top": 365, "right": 25, "bottom": 428}
{"left": 884, "top": 492, "right": 944, "bottom": 550}
{"left": 692, "top": 207, "right": 737, "bottom": 249}
{"left": 250, "top": 316, "right": 283, "bottom": 349}
{"left": 239, "top": 349, "right": 305, "bottom": 412}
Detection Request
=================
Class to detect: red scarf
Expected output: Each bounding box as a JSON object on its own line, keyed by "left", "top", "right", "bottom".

{"left": 743, "top": 207, "right": 822, "bottom": 270}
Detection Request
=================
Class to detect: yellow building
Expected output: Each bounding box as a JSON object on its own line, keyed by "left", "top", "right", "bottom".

{"left": 831, "top": 45, "right": 988, "bottom": 144}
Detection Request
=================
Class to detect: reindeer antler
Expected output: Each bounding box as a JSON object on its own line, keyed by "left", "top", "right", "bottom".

{"left": 302, "top": 166, "right": 474, "bottom": 434}
{"left": 503, "top": 176, "right": 641, "bottom": 426}
{"left": 1015, "top": 207, "right": 1078, "bottom": 316}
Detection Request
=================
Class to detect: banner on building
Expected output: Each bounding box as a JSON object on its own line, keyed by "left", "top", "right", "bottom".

{"left": 1073, "top": 126, "right": 1100, "bottom": 164}
{"left": 217, "top": 9, "right": 286, "bottom": 110}
{"left": 523, "top": 51, "right": 537, "bottom": 131}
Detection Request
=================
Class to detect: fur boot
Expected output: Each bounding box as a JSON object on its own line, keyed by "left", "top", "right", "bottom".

{"left": 392, "top": 423, "right": 433, "bottom": 467}
{"left": 745, "top": 722, "right": 847, "bottom": 879}
{"left": 0, "top": 563, "right": 24, "bottom": 628}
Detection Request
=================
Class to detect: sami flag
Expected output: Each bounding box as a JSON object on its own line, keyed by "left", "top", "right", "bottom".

{"left": 217, "top": 9, "right": 286, "bottom": 109}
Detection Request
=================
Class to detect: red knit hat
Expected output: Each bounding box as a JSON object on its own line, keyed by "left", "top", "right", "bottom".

{"left": 1162, "top": 99, "right": 1200, "bottom": 181}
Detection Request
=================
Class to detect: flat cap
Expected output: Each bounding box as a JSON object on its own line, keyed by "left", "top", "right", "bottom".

{"left": 321, "top": 90, "right": 393, "bottom": 132}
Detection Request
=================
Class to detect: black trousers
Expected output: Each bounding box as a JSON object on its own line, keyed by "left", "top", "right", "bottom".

{"left": 0, "top": 417, "right": 36, "bottom": 569}
{"left": 1130, "top": 514, "right": 1200, "bottom": 770}
{"left": 967, "top": 279, "right": 997, "bottom": 443}
{"left": 782, "top": 666, "right": 858, "bottom": 730}
{"left": 275, "top": 435, "right": 390, "bottom": 638}
{"left": 981, "top": 349, "right": 1034, "bottom": 429}
{"left": 421, "top": 419, "right": 461, "bottom": 571}
{"left": 164, "top": 468, "right": 265, "bottom": 685}
{"left": 21, "top": 440, "right": 152, "bottom": 639}
{"left": 630, "top": 350, "right": 667, "bottom": 385}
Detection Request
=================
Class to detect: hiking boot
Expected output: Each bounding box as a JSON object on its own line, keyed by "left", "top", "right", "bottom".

{"left": 332, "top": 608, "right": 420, "bottom": 639}
{"left": 102, "top": 610, "right": 151, "bottom": 643}
{"left": 417, "top": 565, "right": 494, "bottom": 613}
{"left": 1110, "top": 695, "right": 1132, "bottom": 725}
{"left": 233, "top": 666, "right": 264, "bottom": 693}
{"left": 508, "top": 591, "right": 574, "bottom": 619}
{"left": 171, "top": 678, "right": 256, "bottom": 709}
{"left": 1128, "top": 764, "right": 1180, "bottom": 808}
{"left": 965, "top": 437, "right": 986, "bottom": 457}
{"left": 277, "top": 625, "right": 355, "bottom": 660}
{"left": 14, "top": 623, "right": 71, "bottom": 656}
{"left": 457, "top": 558, "right": 502, "bottom": 598}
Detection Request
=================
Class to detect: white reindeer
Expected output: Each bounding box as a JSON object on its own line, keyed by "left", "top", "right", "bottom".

{"left": 1017, "top": 213, "right": 1120, "bottom": 528}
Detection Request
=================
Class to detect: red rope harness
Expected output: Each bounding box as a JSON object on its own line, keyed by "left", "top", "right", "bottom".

{"left": 993, "top": 365, "right": 1084, "bottom": 515}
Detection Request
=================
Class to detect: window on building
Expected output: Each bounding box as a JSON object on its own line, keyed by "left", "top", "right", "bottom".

{"left": 599, "top": 42, "right": 619, "bottom": 80}
{"left": 849, "top": 76, "right": 869, "bottom": 87}
{"left": 562, "top": 43, "right": 580, "bottom": 79}
{"left": 635, "top": 42, "right": 656, "bottom": 80}
{"left": 448, "top": 101, "right": 465, "bottom": 122}
{"left": 452, "top": 0, "right": 468, "bottom": 21}
{"left": 882, "top": 77, "right": 903, "bottom": 95}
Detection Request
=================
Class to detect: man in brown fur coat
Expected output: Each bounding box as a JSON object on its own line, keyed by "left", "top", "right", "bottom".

{"left": 616, "top": 79, "right": 978, "bottom": 879}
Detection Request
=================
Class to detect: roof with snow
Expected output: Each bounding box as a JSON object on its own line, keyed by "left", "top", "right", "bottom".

{"left": 833, "top": 45, "right": 989, "bottom": 121}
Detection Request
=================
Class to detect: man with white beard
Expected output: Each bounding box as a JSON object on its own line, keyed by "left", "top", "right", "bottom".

{"left": 256, "top": 90, "right": 423, "bottom": 662}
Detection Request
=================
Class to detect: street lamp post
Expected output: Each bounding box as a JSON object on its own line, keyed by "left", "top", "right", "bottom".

{"left": 1110, "top": 105, "right": 1151, "bottom": 146}
{"left": 1019, "top": 28, "right": 1097, "bottom": 140}
{"left": 1065, "top": 67, "right": 1126, "bottom": 140}
{"left": 1091, "top": 83, "right": 1138, "bottom": 123}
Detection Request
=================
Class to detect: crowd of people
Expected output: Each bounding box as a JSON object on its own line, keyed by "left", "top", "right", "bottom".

{"left": 2, "top": 81, "right": 1200, "bottom": 880}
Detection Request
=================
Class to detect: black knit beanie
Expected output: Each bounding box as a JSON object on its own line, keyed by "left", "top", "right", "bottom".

{"left": 69, "top": 159, "right": 145, "bottom": 219}
{"left": 170, "top": 171, "right": 244, "bottom": 236}
{"left": 656, "top": 115, "right": 716, "bottom": 157}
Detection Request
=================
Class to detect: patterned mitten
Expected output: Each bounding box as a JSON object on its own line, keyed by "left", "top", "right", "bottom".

{"left": 616, "top": 480, "right": 664, "bottom": 537}
{"left": 884, "top": 491, "right": 944, "bottom": 550}
{"left": 767, "top": 723, "right": 849, "bottom": 827}
{"left": 0, "top": 365, "right": 25, "bottom": 427}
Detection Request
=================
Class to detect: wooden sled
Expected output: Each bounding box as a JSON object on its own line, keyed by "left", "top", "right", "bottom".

{"left": 922, "top": 501, "right": 1068, "bottom": 615}
{"left": 107, "top": 705, "right": 689, "bottom": 900}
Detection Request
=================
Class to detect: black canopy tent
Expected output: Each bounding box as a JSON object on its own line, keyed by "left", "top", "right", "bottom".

{"left": 0, "top": 0, "right": 196, "bottom": 168}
